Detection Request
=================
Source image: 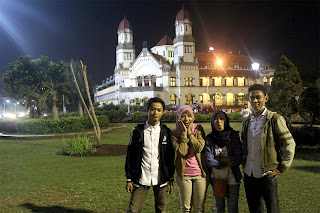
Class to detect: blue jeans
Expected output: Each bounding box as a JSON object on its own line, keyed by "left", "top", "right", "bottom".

{"left": 244, "top": 173, "right": 280, "bottom": 213}
{"left": 210, "top": 178, "right": 240, "bottom": 213}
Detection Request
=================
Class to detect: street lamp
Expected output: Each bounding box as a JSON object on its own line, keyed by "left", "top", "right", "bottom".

{"left": 251, "top": 62, "right": 260, "bottom": 84}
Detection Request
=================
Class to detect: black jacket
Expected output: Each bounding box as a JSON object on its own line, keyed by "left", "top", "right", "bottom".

{"left": 125, "top": 122, "right": 175, "bottom": 186}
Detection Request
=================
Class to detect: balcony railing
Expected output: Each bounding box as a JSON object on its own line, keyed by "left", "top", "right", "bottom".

{"left": 120, "top": 85, "right": 163, "bottom": 92}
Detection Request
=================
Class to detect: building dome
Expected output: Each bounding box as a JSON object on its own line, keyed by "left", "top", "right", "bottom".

{"left": 118, "top": 16, "right": 132, "bottom": 30}
{"left": 176, "top": 6, "right": 191, "bottom": 21}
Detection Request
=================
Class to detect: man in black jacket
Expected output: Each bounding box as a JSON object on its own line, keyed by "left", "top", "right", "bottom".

{"left": 125, "top": 97, "right": 175, "bottom": 213}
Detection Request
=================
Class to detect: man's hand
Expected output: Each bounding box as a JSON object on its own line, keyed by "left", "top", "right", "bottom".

{"left": 267, "top": 169, "right": 281, "bottom": 181}
{"left": 167, "top": 181, "right": 174, "bottom": 194}
{"left": 126, "top": 181, "right": 133, "bottom": 193}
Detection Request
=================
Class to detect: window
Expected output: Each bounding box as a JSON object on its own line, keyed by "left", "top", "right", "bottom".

{"left": 185, "top": 77, "right": 193, "bottom": 86}
{"left": 170, "top": 77, "right": 176, "bottom": 86}
{"left": 170, "top": 94, "right": 176, "bottom": 105}
{"left": 203, "top": 77, "right": 210, "bottom": 86}
{"left": 199, "top": 79, "right": 203, "bottom": 87}
{"left": 237, "top": 93, "right": 245, "bottom": 106}
{"left": 186, "top": 25, "right": 188, "bottom": 31}
{"left": 136, "top": 98, "right": 141, "bottom": 105}
{"left": 213, "top": 77, "right": 221, "bottom": 86}
{"left": 151, "top": 75, "right": 156, "bottom": 86}
{"left": 137, "top": 76, "right": 142, "bottom": 87}
{"left": 263, "top": 77, "right": 268, "bottom": 86}
{"left": 237, "top": 77, "right": 245, "bottom": 86}
{"left": 163, "top": 51, "right": 165, "bottom": 56}
{"left": 226, "top": 77, "right": 234, "bottom": 86}
{"left": 184, "top": 46, "right": 192, "bottom": 53}
{"left": 186, "top": 94, "right": 193, "bottom": 105}
{"left": 169, "top": 51, "right": 174, "bottom": 57}
{"left": 226, "top": 93, "right": 234, "bottom": 106}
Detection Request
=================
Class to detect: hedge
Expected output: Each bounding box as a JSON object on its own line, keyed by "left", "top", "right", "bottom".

{"left": 130, "top": 112, "right": 242, "bottom": 123}
{"left": 0, "top": 116, "right": 109, "bottom": 134}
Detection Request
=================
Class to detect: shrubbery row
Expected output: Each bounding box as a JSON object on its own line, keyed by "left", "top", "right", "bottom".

{"left": 131, "top": 112, "right": 242, "bottom": 123}
{"left": 0, "top": 116, "right": 109, "bottom": 134}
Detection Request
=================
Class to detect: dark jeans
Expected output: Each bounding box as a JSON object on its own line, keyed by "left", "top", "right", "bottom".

{"left": 127, "top": 184, "right": 167, "bottom": 213}
{"left": 244, "top": 174, "right": 280, "bottom": 213}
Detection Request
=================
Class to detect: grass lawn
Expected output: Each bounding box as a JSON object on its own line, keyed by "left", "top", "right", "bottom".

{"left": 0, "top": 122, "right": 319, "bottom": 212}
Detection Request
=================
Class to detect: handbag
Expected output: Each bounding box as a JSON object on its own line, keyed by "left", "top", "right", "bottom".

{"left": 213, "top": 167, "right": 230, "bottom": 197}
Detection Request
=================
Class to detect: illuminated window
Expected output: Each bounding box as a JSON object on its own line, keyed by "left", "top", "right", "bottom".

{"left": 212, "top": 93, "right": 222, "bottom": 106}
{"left": 237, "top": 77, "right": 245, "bottom": 86}
{"left": 144, "top": 97, "right": 149, "bottom": 104}
{"left": 213, "top": 77, "right": 222, "bottom": 86}
{"left": 136, "top": 98, "right": 141, "bottom": 105}
{"left": 186, "top": 94, "right": 193, "bottom": 105}
{"left": 237, "top": 93, "right": 245, "bottom": 105}
{"left": 226, "top": 93, "right": 234, "bottom": 106}
{"left": 170, "top": 94, "right": 176, "bottom": 105}
{"left": 270, "top": 77, "right": 274, "bottom": 84}
{"left": 170, "top": 77, "right": 176, "bottom": 86}
{"left": 263, "top": 77, "right": 268, "bottom": 86}
{"left": 202, "top": 77, "right": 210, "bottom": 86}
{"left": 226, "top": 77, "right": 234, "bottom": 86}
{"left": 185, "top": 77, "right": 193, "bottom": 86}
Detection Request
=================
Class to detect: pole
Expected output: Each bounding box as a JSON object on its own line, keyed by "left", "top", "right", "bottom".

{"left": 255, "top": 70, "right": 257, "bottom": 84}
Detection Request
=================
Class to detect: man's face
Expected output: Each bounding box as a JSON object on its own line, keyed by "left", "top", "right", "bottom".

{"left": 148, "top": 102, "right": 164, "bottom": 125}
{"left": 249, "top": 90, "right": 269, "bottom": 111}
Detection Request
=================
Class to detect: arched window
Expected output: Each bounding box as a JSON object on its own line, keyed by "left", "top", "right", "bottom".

{"left": 170, "top": 94, "right": 176, "bottom": 105}
{"left": 137, "top": 76, "right": 142, "bottom": 87}
{"left": 186, "top": 94, "right": 193, "bottom": 105}
{"left": 212, "top": 93, "right": 222, "bottom": 106}
{"left": 226, "top": 93, "right": 234, "bottom": 106}
{"left": 237, "top": 93, "right": 245, "bottom": 106}
{"left": 136, "top": 98, "right": 141, "bottom": 105}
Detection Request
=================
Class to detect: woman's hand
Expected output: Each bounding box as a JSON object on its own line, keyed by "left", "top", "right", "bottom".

{"left": 178, "top": 120, "right": 188, "bottom": 138}
{"left": 187, "top": 121, "right": 194, "bottom": 135}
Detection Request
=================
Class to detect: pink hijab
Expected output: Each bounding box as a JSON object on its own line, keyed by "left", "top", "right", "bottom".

{"left": 172, "top": 105, "right": 198, "bottom": 136}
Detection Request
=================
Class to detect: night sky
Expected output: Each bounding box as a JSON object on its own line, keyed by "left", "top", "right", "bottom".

{"left": 0, "top": 0, "right": 319, "bottom": 85}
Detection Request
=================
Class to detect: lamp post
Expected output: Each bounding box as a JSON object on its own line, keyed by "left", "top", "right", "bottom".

{"left": 251, "top": 62, "right": 260, "bottom": 84}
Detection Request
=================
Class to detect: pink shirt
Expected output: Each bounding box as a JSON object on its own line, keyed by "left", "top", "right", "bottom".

{"left": 184, "top": 147, "right": 202, "bottom": 176}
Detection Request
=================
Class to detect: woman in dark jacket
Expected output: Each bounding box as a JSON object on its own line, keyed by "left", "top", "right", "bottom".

{"left": 204, "top": 110, "right": 243, "bottom": 213}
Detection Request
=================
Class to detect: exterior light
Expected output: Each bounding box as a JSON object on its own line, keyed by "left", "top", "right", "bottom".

{"left": 251, "top": 62, "right": 260, "bottom": 83}
{"left": 209, "top": 47, "right": 214, "bottom": 51}
{"left": 217, "top": 60, "right": 222, "bottom": 65}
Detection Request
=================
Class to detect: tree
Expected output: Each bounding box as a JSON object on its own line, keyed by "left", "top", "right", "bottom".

{"left": 65, "top": 59, "right": 95, "bottom": 117}
{"left": 3, "top": 55, "right": 68, "bottom": 118}
{"left": 268, "top": 55, "right": 302, "bottom": 127}
{"left": 298, "top": 80, "right": 320, "bottom": 127}
{"left": 39, "top": 81, "right": 72, "bottom": 120}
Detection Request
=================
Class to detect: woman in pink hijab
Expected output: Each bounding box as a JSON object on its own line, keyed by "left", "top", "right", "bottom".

{"left": 171, "top": 105, "right": 209, "bottom": 213}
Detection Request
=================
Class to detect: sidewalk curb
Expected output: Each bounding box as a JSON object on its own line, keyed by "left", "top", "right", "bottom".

{"left": 0, "top": 125, "right": 126, "bottom": 140}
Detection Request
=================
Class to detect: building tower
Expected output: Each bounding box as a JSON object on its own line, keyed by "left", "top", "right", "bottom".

{"left": 173, "top": 6, "right": 199, "bottom": 105}
{"left": 115, "top": 16, "right": 135, "bottom": 104}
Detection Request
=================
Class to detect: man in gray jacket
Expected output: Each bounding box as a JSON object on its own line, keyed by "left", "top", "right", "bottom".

{"left": 241, "top": 84, "right": 295, "bottom": 213}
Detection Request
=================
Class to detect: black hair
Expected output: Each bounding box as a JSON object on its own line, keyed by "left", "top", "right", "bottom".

{"left": 147, "top": 97, "right": 165, "bottom": 111}
{"left": 248, "top": 84, "right": 267, "bottom": 96}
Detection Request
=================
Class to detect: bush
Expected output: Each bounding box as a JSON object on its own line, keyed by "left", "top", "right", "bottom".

{"left": 131, "top": 112, "right": 148, "bottom": 122}
{"left": 290, "top": 126, "right": 320, "bottom": 146}
{"left": 62, "top": 136, "right": 96, "bottom": 156}
{"left": 227, "top": 112, "right": 242, "bottom": 121}
{"left": 0, "top": 120, "right": 17, "bottom": 133}
{"left": 1, "top": 116, "right": 109, "bottom": 134}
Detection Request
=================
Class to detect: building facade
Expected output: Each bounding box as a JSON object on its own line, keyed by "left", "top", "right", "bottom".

{"left": 94, "top": 7, "right": 275, "bottom": 108}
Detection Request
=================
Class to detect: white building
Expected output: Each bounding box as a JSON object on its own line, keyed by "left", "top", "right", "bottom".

{"left": 94, "top": 7, "right": 275, "bottom": 108}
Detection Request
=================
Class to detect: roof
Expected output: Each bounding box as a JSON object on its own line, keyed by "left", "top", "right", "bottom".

{"left": 151, "top": 53, "right": 170, "bottom": 65}
{"left": 176, "top": 6, "right": 191, "bottom": 21}
{"left": 199, "top": 69, "right": 258, "bottom": 78}
{"left": 195, "top": 51, "right": 275, "bottom": 68}
{"left": 118, "top": 16, "right": 132, "bottom": 30}
{"left": 156, "top": 34, "right": 173, "bottom": 46}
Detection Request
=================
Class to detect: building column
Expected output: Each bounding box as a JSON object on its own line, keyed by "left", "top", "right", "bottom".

{"left": 142, "top": 76, "right": 145, "bottom": 86}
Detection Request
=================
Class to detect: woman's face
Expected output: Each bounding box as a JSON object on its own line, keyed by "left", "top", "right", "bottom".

{"left": 180, "top": 111, "right": 193, "bottom": 128}
{"left": 214, "top": 113, "right": 225, "bottom": 131}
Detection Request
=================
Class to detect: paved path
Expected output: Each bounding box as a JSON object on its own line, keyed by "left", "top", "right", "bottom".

{"left": 0, "top": 125, "right": 126, "bottom": 140}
